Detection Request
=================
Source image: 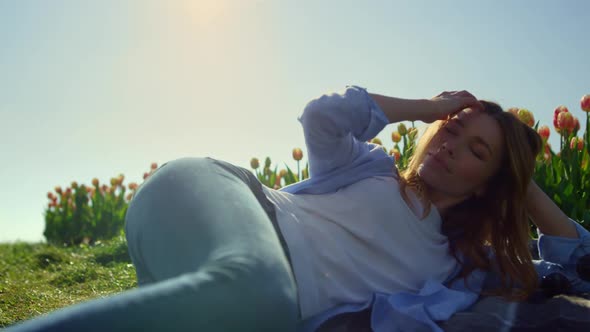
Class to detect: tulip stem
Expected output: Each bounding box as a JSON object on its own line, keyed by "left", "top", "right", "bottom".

{"left": 297, "top": 161, "right": 300, "bottom": 181}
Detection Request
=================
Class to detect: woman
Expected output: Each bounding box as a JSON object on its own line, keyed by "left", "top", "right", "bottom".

{"left": 6, "top": 86, "right": 589, "bottom": 332}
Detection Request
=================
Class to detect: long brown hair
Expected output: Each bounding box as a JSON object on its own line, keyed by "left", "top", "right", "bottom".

{"left": 395, "top": 101, "right": 543, "bottom": 301}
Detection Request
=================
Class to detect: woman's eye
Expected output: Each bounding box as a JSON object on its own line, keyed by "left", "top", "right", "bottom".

{"left": 471, "top": 149, "right": 485, "bottom": 160}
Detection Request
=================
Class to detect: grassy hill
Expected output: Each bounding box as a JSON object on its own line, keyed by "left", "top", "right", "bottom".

{"left": 0, "top": 236, "right": 137, "bottom": 328}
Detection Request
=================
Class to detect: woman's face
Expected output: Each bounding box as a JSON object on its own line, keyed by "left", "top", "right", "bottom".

{"left": 419, "top": 108, "right": 504, "bottom": 200}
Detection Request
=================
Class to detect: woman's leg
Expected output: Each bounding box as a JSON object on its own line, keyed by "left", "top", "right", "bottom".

{"left": 5, "top": 157, "right": 299, "bottom": 332}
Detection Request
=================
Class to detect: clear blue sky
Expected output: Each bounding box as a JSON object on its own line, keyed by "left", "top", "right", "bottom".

{"left": 1, "top": 0, "right": 589, "bottom": 243}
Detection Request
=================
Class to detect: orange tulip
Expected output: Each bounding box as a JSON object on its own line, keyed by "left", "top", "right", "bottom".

{"left": 292, "top": 148, "right": 303, "bottom": 161}
{"left": 55, "top": 186, "right": 62, "bottom": 194}
{"left": 92, "top": 178, "right": 99, "bottom": 187}
{"left": 391, "top": 131, "right": 401, "bottom": 143}
{"left": 250, "top": 158, "right": 260, "bottom": 169}
{"left": 371, "top": 138, "right": 382, "bottom": 145}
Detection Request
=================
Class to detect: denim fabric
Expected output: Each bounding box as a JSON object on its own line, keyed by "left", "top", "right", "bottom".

{"left": 5, "top": 157, "right": 299, "bottom": 332}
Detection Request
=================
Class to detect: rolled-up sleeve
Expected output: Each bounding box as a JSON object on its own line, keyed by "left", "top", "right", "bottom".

{"left": 298, "top": 85, "right": 389, "bottom": 178}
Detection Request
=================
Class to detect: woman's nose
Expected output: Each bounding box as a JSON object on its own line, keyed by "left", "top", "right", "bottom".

{"left": 441, "top": 142, "right": 455, "bottom": 157}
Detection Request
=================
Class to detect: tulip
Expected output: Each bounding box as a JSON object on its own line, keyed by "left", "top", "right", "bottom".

{"left": 55, "top": 186, "right": 63, "bottom": 194}
{"left": 397, "top": 123, "right": 407, "bottom": 136}
{"left": 570, "top": 137, "right": 584, "bottom": 151}
{"left": 573, "top": 117, "right": 580, "bottom": 134}
{"left": 517, "top": 109, "right": 535, "bottom": 127}
{"left": 537, "top": 125, "right": 550, "bottom": 141}
{"left": 292, "top": 148, "right": 303, "bottom": 161}
{"left": 143, "top": 172, "right": 150, "bottom": 180}
{"left": 408, "top": 127, "right": 418, "bottom": 140}
{"left": 250, "top": 158, "right": 259, "bottom": 169}
{"left": 391, "top": 131, "right": 401, "bottom": 143}
{"left": 557, "top": 111, "right": 574, "bottom": 134}
{"left": 151, "top": 162, "right": 158, "bottom": 170}
{"left": 279, "top": 169, "right": 288, "bottom": 177}
{"left": 126, "top": 193, "right": 133, "bottom": 201}
{"left": 390, "top": 148, "right": 401, "bottom": 161}
{"left": 128, "top": 182, "right": 139, "bottom": 191}
{"left": 264, "top": 167, "right": 272, "bottom": 176}
{"left": 581, "top": 95, "right": 590, "bottom": 112}
{"left": 265, "top": 157, "right": 271, "bottom": 168}
{"left": 71, "top": 181, "right": 78, "bottom": 190}
{"left": 371, "top": 138, "right": 382, "bottom": 145}
{"left": 507, "top": 107, "right": 519, "bottom": 116}
{"left": 118, "top": 174, "right": 125, "bottom": 184}
{"left": 47, "top": 192, "right": 54, "bottom": 200}
{"left": 92, "top": 178, "right": 99, "bottom": 187}
{"left": 65, "top": 188, "right": 72, "bottom": 197}
{"left": 110, "top": 178, "right": 118, "bottom": 187}
{"left": 553, "top": 106, "right": 569, "bottom": 133}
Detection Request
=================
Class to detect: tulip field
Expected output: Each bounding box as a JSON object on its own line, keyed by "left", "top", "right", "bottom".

{"left": 42, "top": 95, "right": 590, "bottom": 246}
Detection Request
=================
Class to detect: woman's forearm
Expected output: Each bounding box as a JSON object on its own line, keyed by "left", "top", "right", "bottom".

{"left": 368, "top": 93, "right": 431, "bottom": 124}
{"left": 526, "top": 180, "right": 578, "bottom": 238}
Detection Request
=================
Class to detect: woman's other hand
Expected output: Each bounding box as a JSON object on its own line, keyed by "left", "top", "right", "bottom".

{"left": 422, "top": 90, "right": 485, "bottom": 124}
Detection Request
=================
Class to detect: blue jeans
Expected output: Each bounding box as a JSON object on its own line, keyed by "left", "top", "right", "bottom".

{"left": 6, "top": 157, "right": 300, "bottom": 332}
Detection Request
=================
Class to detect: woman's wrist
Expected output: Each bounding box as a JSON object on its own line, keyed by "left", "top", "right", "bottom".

{"left": 368, "top": 93, "right": 431, "bottom": 124}
{"left": 525, "top": 180, "right": 578, "bottom": 238}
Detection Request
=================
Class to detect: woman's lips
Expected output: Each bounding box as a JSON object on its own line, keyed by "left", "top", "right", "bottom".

{"left": 428, "top": 152, "right": 451, "bottom": 173}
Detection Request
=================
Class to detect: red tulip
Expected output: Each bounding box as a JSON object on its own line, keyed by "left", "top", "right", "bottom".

{"left": 390, "top": 148, "right": 401, "bottom": 161}
{"left": 570, "top": 137, "right": 584, "bottom": 151}
{"left": 581, "top": 95, "right": 590, "bottom": 112}
{"left": 143, "top": 172, "right": 150, "bottom": 180}
{"left": 573, "top": 117, "right": 580, "bottom": 133}
{"left": 47, "top": 192, "right": 54, "bottom": 200}
{"left": 553, "top": 106, "right": 569, "bottom": 132}
{"left": 151, "top": 162, "right": 158, "bottom": 170}
{"left": 537, "top": 125, "right": 550, "bottom": 141}
{"left": 557, "top": 111, "right": 574, "bottom": 134}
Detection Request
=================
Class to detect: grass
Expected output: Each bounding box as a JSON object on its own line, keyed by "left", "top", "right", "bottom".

{"left": 0, "top": 236, "right": 137, "bottom": 328}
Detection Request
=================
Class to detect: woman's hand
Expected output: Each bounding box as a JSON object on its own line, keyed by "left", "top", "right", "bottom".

{"left": 421, "top": 90, "right": 485, "bottom": 124}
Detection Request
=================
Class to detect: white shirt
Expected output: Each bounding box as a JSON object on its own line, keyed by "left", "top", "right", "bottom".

{"left": 261, "top": 175, "right": 458, "bottom": 320}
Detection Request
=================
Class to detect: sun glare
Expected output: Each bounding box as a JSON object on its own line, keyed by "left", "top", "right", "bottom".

{"left": 182, "top": 0, "right": 231, "bottom": 29}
